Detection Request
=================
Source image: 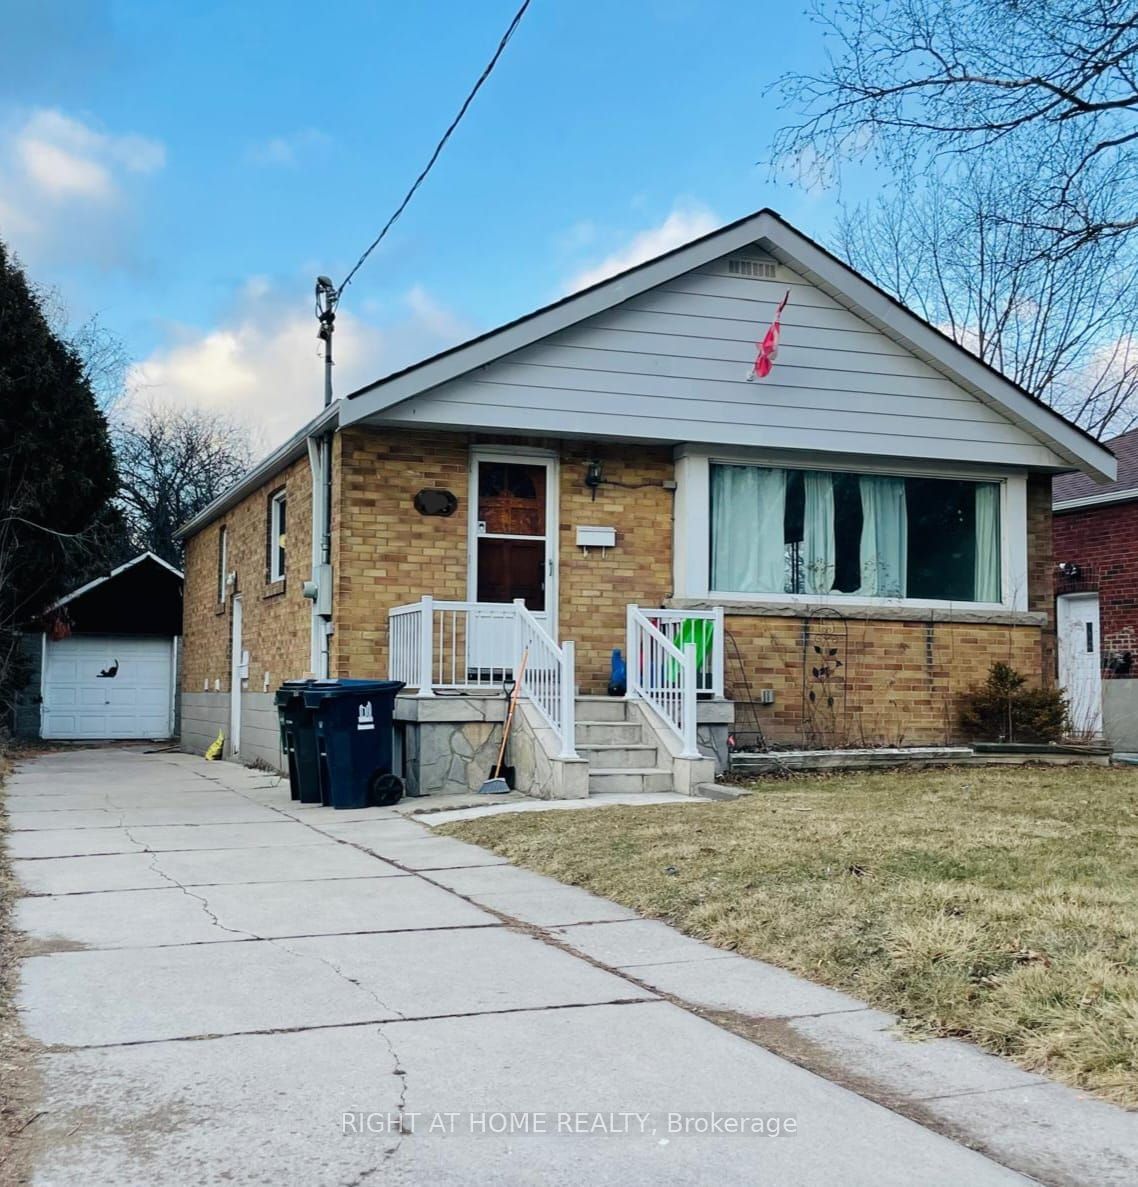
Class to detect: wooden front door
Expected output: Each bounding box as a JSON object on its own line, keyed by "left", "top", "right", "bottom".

{"left": 469, "top": 455, "right": 556, "bottom": 669}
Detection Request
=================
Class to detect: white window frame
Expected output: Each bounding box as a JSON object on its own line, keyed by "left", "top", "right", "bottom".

{"left": 269, "top": 491, "right": 287, "bottom": 583}
{"left": 673, "top": 445, "right": 1029, "bottom": 613}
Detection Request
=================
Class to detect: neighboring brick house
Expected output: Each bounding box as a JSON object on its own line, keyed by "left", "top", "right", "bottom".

{"left": 177, "top": 208, "right": 1114, "bottom": 794}
{"left": 1053, "top": 428, "right": 1138, "bottom": 746}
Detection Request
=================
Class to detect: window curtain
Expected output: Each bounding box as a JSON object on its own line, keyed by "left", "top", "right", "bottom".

{"left": 710, "top": 465, "right": 787, "bottom": 593}
{"left": 802, "top": 471, "right": 836, "bottom": 594}
{"left": 974, "top": 484, "right": 1001, "bottom": 602}
{"left": 859, "top": 476, "right": 908, "bottom": 597}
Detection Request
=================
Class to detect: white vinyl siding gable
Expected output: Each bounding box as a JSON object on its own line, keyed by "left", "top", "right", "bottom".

{"left": 379, "top": 256, "right": 1063, "bottom": 470}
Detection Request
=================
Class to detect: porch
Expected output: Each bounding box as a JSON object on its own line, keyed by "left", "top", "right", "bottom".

{"left": 386, "top": 597, "right": 730, "bottom": 799}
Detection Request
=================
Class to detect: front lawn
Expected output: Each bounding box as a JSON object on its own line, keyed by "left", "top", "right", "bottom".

{"left": 442, "top": 766, "right": 1138, "bottom": 1106}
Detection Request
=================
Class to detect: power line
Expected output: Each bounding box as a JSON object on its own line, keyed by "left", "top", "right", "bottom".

{"left": 337, "top": 0, "right": 533, "bottom": 297}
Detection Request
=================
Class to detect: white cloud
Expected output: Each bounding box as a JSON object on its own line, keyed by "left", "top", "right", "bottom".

{"left": 0, "top": 108, "right": 165, "bottom": 266}
{"left": 564, "top": 202, "right": 719, "bottom": 293}
{"left": 18, "top": 136, "right": 112, "bottom": 199}
{"left": 247, "top": 129, "right": 330, "bottom": 167}
{"left": 15, "top": 109, "right": 164, "bottom": 198}
{"left": 126, "top": 281, "right": 474, "bottom": 448}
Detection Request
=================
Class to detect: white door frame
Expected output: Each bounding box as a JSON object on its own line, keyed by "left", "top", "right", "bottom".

{"left": 1057, "top": 592, "right": 1103, "bottom": 738}
{"left": 230, "top": 595, "right": 243, "bottom": 755}
{"left": 467, "top": 448, "right": 559, "bottom": 640}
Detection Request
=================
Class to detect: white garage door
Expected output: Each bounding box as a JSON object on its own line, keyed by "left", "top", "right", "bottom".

{"left": 42, "top": 635, "right": 175, "bottom": 740}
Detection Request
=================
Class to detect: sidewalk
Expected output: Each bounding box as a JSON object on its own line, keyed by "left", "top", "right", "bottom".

{"left": 6, "top": 748, "right": 1136, "bottom": 1185}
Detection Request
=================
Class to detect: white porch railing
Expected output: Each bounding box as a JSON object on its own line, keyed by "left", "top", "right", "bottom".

{"left": 641, "top": 607, "right": 725, "bottom": 698}
{"left": 626, "top": 604, "right": 701, "bottom": 758}
{"left": 514, "top": 599, "right": 577, "bottom": 759}
{"left": 389, "top": 597, "right": 517, "bottom": 691}
{"left": 388, "top": 595, "right": 577, "bottom": 759}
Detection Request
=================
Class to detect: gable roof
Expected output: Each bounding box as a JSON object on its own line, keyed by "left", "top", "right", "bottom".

{"left": 1054, "top": 426, "right": 1138, "bottom": 510}
{"left": 343, "top": 207, "right": 1115, "bottom": 482}
{"left": 48, "top": 551, "right": 184, "bottom": 613}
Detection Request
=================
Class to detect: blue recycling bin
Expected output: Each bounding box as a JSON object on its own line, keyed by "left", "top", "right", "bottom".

{"left": 274, "top": 680, "right": 322, "bottom": 804}
{"left": 302, "top": 679, "right": 405, "bottom": 809}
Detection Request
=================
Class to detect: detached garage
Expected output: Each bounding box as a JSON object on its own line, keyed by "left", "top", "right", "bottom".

{"left": 15, "top": 553, "right": 184, "bottom": 742}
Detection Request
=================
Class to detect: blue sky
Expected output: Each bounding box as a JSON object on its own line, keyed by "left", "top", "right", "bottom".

{"left": 0, "top": 0, "right": 874, "bottom": 444}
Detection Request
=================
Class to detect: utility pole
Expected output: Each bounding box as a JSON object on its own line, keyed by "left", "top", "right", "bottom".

{"left": 315, "top": 276, "right": 338, "bottom": 407}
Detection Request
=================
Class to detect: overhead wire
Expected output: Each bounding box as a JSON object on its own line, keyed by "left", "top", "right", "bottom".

{"left": 336, "top": 0, "right": 534, "bottom": 297}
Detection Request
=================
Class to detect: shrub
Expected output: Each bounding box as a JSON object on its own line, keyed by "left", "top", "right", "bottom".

{"left": 958, "top": 662, "right": 1069, "bottom": 743}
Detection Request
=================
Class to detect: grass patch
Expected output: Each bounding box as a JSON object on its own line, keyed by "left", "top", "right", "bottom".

{"left": 442, "top": 765, "right": 1138, "bottom": 1107}
{"left": 0, "top": 750, "right": 37, "bottom": 1186}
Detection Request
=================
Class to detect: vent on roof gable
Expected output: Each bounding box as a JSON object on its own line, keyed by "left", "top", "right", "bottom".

{"left": 726, "top": 256, "right": 777, "bottom": 280}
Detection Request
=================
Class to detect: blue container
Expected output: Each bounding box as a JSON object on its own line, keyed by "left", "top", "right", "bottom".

{"left": 301, "top": 679, "right": 405, "bottom": 809}
{"left": 274, "top": 679, "right": 322, "bottom": 803}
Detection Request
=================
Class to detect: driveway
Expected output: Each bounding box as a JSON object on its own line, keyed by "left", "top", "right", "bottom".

{"left": 4, "top": 748, "right": 1041, "bottom": 1184}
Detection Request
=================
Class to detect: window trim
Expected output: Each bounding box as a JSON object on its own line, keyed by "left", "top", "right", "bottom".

{"left": 674, "top": 446, "right": 1028, "bottom": 613}
{"left": 268, "top": 489, "right": 287, "bottom": 583}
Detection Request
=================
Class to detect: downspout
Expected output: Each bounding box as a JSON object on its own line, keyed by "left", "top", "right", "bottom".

{"left": 305, "top": 432, "right": 334, "bottom": 677}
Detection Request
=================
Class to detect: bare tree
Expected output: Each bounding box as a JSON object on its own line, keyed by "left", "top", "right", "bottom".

{"left": 34, "top": 285, "right": 130, "bottom": 411}
{"left": 775, "top": 0, "right": 1138, "bottom": 251}
{"left": 838, "top": 158, "right": 1138, "bottom": 435}
{"left": 113, "top": 402, "right": 255, "bottom": 565}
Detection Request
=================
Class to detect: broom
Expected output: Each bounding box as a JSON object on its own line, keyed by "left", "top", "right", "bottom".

{"left": 478, "top": 648, "right": 528, "bottom": 794}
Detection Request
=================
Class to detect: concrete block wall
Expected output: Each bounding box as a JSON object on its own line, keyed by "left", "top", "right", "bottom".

{"left": 181, "top": 691, "right": 228, "bottom": 759}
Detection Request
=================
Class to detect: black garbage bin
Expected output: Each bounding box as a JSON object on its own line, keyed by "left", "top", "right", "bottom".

{"left": 274, "top": 680, "right": 324, "bottom": 804}
{"left": 303, "top": 679, "right": 405, "bottom": 809}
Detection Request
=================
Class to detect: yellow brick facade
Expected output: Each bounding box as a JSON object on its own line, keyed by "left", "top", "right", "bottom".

{"left": 181, "top": 424, "right": 1054, "bottom": 746}
{"left": 181, "top": 455, "right": 313, "bottom": 694}
{"left": 723, "top": 613, "right": 1044, "bottom": 748}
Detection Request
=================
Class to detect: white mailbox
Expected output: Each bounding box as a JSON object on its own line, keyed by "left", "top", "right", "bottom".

{"left": 576, "top": 525, "right": 616, "bottom": 552}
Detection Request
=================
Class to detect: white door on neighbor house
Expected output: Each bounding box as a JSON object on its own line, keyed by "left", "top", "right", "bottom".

{"left": 467, "top": 454, "right": 557, "bottom": 673}
{"left": 229, "top": 595, "right": 244, "bottom": 754}
{"left": 1058, "top": 593, "right": 1103, "bottom": 738}
{"left": 41, "top": 635, "right": 175, "bottom": 740}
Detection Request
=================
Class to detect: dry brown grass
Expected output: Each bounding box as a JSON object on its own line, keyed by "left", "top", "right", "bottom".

{"left": 443, "top": 765, "right": 1138, "bottom": 1107}
{"left": 0, "top": 750, "right": 38, "bottom": 1186}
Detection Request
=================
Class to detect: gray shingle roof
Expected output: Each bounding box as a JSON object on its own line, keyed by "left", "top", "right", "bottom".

{"left": 1053, "top": 427, "right": 1138, "bottom": 505}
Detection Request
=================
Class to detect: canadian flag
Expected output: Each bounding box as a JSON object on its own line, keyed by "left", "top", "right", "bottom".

{"left": 748, "top": 290, "right": 790, "bottom": 380}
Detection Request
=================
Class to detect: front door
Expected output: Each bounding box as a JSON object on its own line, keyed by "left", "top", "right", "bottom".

{"left": 469, "top": 454, "right": 556, "bottom": 671}
{"left": 1057, "top": 592, "right": 1103, "bottom": 737}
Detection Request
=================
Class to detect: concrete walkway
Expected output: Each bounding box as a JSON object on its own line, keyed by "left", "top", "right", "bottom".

{"left": 4, "top": 751, "right": 1134, "bottom": 1185}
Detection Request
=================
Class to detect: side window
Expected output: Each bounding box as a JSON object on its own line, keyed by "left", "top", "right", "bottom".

{"left": 217, "top": 526, "right": 228, "bottom": 602}
{"left": 269, "top": 491, "right": 287, "bottom": 582}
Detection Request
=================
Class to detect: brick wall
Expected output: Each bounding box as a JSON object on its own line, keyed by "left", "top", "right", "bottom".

{"left": 330, "top": 430, "right": 674, "bottom": 688}
{"left": 181, "top": 455, "right": 313, "bottom": 693}
{"left": 723, "top": 614, "right": 1043, "bottom": 747}
{"left": 333, "top": 428, "right": 471, "bottom": 678}
{"left": 1054, "top": 497, "right": 1138, "bottom": 670}
{"left": 181, "top": 424, "right": 1056, "bottom": 745}
{"left": 557, "top": 440, "right": 673, "bottom": 692}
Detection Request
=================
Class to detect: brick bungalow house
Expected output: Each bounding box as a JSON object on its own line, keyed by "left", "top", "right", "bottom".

{"left": 1053, "top": 427, "right": 1138, "bottom": 747}
{"left": 177, "top": 208, "right": 1115, "bottom": 797}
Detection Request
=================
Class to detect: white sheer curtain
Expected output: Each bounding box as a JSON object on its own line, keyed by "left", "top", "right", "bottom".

{"left": 802, "top": 471, "right": 836, "bottom": 594}
{"left": 859, "top": 476, "right": 908, "bottom": 597}
{"left": 710, "top": 465, "right": 787, "bottom": 593}
{"left": 974, "top": 483, "right": 1001, "bottom": 602}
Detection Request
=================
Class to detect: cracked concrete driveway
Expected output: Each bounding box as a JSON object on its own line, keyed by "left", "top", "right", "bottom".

{"left": 4, "top": 749, "right": 1044, "bottom": 1185}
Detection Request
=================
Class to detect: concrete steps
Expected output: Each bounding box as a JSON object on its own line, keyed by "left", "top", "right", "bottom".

{"left": 574, "top": 697, "right": 673, "bottom": 794}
